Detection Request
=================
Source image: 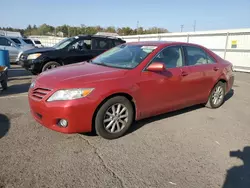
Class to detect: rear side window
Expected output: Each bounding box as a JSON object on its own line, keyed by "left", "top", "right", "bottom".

{"left": 92, "top": 38, "right": 109, "bottom": 50}
{"left": 23, "top": 39, "right": 33, "bottom": 45}
{"left": 34, "top": 40, "right": 41, "bottom": 44}
{"left": 114, "top": 40, "right": 124, "bottom": 46}
{"left": 0, "top": 37, "right": 11, "bottom": 46}
{"left": 11, "top": 38, "right": 21, "bottom": 44}
{"left": 184, "top": 46, "right": 216, "bottom": 66}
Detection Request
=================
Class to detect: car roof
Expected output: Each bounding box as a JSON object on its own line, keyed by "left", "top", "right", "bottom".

{"left": 76, "top": 34, "right": 124, "bottom": 41}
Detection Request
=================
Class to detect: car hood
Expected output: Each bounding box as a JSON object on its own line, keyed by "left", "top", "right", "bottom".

{"left": 23, "top": 47, "right": 55, "bottom": 54}
{"left": 35, "top": 62, "right": 128, "bottom": 89}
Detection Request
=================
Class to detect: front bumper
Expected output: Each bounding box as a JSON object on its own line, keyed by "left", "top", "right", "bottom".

{"left": 28, "top": 90, "right": 98, "bottom": 133}
{"left": 19, "top": 59, "right": 43, "bottom": 74}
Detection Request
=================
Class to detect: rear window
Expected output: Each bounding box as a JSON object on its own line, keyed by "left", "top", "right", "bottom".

{"left": 11, "top": 38, "right": 21, "bottom": 44}
{"left": 23, "top": 39, "right": 33, "bottom": 44}
{"left": 34, "top": 40, "right": 41, "bottom": 44}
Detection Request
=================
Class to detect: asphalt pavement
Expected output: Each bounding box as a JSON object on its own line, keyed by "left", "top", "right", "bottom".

{"left": 0, "top": 65, "right": 250, "bottom": 188}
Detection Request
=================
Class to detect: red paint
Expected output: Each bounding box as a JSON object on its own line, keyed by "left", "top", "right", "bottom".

{"left": 28, "top": 41, "right": 234, "bottom": 134}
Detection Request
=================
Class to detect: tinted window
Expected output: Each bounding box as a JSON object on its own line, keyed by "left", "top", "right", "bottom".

{"left": 92, "top": 38, "right": 109, "bottom": 50}
{"left": 70, "top": 39, "right": 91, "bottom": 51}
{"left": 151, "top": 46, "right": 184, "bottom": 68}
{"left": 114, "top": 40, "right": 124, "bottom": 46}
{"left": 23, "top": 39, "right": 33, "bottom": 44}
{"left": 0, "top": 37, "right": 11, "bottom": 46}
{"left": 185, "top": 46, "right": 215, "bottom": 66}
{"left": 11, "top": 38, "right": 21, "bottom": 44}
{"left": 34, "top": 40, "right": 41, "bottom": 44}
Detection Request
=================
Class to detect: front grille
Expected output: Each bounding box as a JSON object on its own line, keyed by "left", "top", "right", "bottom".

{"left": 32, "top": 88, "right": 52, "bottom": 100}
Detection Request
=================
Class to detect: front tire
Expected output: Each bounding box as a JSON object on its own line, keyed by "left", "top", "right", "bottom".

{"left": 95, "top": 96, "right": 134, "bottom": 139}
{"left": 1, "top": 80, "right": 7, "bottom": 90}
{"left": 206, "top": 81, "right": 226, "bottom": 108}
{"left": 42, "top": 61, "right": 61, "bottom": 72}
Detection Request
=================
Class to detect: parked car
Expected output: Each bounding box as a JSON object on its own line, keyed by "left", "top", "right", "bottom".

{"left": 28, "top": 41, "right": 234, "bottom": 139}
{"left": 29, "top": 39, "right": 44, "bottom": 48}
{"left": 0, "top": 66, "right": 8, "bottom": 90}
{"left": 10, "top": 37, "right": 35, "bottom": 51}
{"left": 19, "top": 35, "right": 126, "bottom": 75}
{"left": 0, "top": 36, "right": 22, "bottom": 63}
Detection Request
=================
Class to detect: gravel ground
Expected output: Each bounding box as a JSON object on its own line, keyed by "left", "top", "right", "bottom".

{"left": 0, "top": 65, "right": 249, "bottom": 188}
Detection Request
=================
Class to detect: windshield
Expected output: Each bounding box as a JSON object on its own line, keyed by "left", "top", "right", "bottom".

{"left": 91, "top": 44, "right": 157, "bottom": 69}
{"left": 53, "top": 38, "right": 74, "bottom": 49}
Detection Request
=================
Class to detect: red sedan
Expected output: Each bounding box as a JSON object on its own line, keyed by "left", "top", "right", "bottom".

{"left": 28, "top": 41, "right": 234, "bottom": 139}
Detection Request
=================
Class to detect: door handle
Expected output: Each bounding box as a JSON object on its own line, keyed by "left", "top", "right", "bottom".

{"left": 213, "top": 67, "right": 219, "bottom": 71}
{"left": 181, "top": 71, "right": 188, "bottom": 76}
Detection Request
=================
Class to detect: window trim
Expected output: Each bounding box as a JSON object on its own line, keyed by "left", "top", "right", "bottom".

{"left": 182, "top": 44, "right": 217, "bottom": 67}
{"left": 142, "top": 44, "right": 185, "bottom": 72}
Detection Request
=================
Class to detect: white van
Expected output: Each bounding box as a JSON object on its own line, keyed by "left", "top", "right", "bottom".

{"left": 10, "top": 37, "right": 35, "bottom": 51}
{"left": 30, "top": 39, "right": 44, "bottom": 48}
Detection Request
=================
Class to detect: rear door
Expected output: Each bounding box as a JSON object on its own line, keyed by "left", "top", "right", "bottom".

{"left": 182, "top": 45, "right": 220, "bottom": 102}
{"left": 63, "top": 38, "right": 93, "bottom": 64}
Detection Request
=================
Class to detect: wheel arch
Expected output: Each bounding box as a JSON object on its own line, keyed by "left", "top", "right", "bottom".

{"left": 91, "top": 92, "right": 137, "bottom": 132}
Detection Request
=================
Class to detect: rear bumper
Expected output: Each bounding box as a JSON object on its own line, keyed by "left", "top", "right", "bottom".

{"left": 226, "top": 74, "right": 234, "bottom": 94}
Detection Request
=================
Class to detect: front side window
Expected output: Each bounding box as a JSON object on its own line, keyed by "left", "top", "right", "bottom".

{"left": 185, "top": 46, "right": 216, "bottom": 66}
{"left": 151, "top": 46, "right": 184, "bottom": 68}
{"left": 34, "top": 40, "right": 41, "bottom": 44}
{"left": 70, "top": 39, "right": 91, "bottom": 51}
{"left": 0, "top": 37, "right": 11, "bottom": 46}
{"left": 91, "top": 44, "right": 157, "bottom": 69}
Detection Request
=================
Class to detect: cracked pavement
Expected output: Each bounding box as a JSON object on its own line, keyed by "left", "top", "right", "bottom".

{"left": 0, "top": 65, "right": 250, "bottom": 188}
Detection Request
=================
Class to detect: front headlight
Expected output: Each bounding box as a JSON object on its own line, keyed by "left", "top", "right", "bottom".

{"left": 27, "top": 53, "right": 42, "bottom": 60}
{"left": 47, "top": 88, "right": 94, "bottom": 102}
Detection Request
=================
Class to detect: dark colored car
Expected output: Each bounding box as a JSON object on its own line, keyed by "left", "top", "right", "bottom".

{"left": 0, "top": 66, "right": 8, "bottom": 90}
{"left": 19, "top": 35, "right": 125, "bottom": 75}
{"left": 28, "top": 41, "right": 234, "bottom": 139}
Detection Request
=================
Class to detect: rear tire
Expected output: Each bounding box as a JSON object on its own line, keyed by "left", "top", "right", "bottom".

{"left": 42, "top": 61, "right": 61, "bottom": 72}
{"left": 94, "top": 96, "right": 134, "bottom": 139}
{"left": 205, "top": 81, "right": 225, "bottom": 109}
{"left": 1, "top": 80, "right": 7, "bottom": 90}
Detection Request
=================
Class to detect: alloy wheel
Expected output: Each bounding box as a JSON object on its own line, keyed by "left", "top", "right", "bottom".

{"left": 103, "top": 103, "right": 129, "bottom": 133}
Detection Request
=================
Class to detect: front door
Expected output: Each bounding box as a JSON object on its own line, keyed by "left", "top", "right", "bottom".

{"left": 138, "top": 45, "right": 190, "bottom": 118}
{"left": 63, "top": 39, "right": 94, "bottom": 65}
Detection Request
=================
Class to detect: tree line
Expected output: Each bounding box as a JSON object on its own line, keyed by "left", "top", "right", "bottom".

{"left": 0, "top": 24, "right": 169, "bottom": 37}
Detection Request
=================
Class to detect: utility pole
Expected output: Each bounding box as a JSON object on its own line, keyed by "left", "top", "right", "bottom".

{"left": 136, "top": 21, "right": 139, "bottom": 35}
{"left": 180, "top": 25, "right": 184, "bottom": 32}
{"left": 193, "top": 20, "right": 196, "bottom": 32}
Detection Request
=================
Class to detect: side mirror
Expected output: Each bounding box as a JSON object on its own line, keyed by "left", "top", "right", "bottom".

{"left": 11, "top": 43, "right": 15, "bottom": 47}
{"left": 146, "top": 62, "right": 166, "bottom": 72}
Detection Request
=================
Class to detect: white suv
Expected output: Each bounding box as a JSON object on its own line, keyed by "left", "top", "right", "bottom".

{"left": 10, "top": 37, "right": 35, "bottom": 51}
{"left": 0, "top": 36, "right": 22, "bottom": 63}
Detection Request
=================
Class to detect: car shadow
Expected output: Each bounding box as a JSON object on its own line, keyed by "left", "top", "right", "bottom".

{"left": 0, "top": 114, "right": 10, "bottom": 139}
{"left": 8, "top": 66, "right": 32, "bottom": 78}
{"left": 127, "top": 89, "right": 234, "bottom": 135}
{"left": 0, "top": 82, "right": 31, "bottom": 96}
{"left": 222, "top": 146, "right": 250, "bottom": 188}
